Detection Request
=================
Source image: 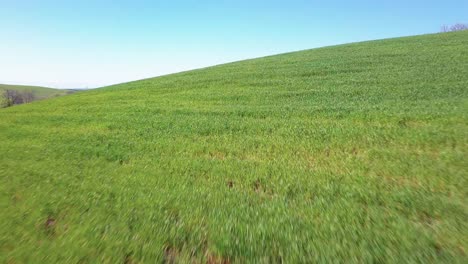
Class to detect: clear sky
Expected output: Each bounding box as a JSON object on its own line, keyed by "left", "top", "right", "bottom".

{"left": 1, "top": 0, "right": 467, "bottom": 88}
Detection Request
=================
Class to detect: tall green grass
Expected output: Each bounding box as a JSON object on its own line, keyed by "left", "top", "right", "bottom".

{"left": 1, "top": 31, "right": 467, "bottom": 263}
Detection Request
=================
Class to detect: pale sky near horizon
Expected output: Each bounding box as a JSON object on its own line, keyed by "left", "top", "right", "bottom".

{"left": 1, "top": 0, "right": 467, "bottom": 89}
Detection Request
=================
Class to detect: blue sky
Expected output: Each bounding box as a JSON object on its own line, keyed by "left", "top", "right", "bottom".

{"left": 1, "top": 0, "right": 467, "bottom": 88}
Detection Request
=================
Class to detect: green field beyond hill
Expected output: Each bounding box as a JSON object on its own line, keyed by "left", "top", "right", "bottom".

{"left": 1, "top": 32, "right": 467, "bottom": 263}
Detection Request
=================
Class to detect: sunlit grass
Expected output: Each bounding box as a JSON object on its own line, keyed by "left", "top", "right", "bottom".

{"left": 1, "top": 31, "right": 467, "bottom": 263}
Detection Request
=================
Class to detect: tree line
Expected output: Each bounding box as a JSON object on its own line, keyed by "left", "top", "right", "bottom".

{"left": 1, "top": 90, "right": 37, "bottom": 108}
{"left": 441, "top": 23, "right": 468, "bottom": 32}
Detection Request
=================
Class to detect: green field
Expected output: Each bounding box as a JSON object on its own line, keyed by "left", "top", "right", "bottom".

{"left": 1, "top": 32, "right": 467, "bottom": 263}
{"left": 0, "top": 84, "right": 70, "bottom": 99}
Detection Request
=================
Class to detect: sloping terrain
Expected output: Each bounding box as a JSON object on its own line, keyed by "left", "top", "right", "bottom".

{"left": 0, "top": 32, "right": 467, "bottom": 263}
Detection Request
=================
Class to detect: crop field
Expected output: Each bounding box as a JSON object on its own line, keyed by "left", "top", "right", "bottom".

{"left": 0, "top": 31, "right": 467, "bottom": 262}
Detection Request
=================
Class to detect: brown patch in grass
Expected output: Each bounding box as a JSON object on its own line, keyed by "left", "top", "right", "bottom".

{"left": 45, "top": 218, "right": 56, "bottom": 226}
{"left": 206, "top": 253, "right": 230, "bottom": 264}
{"left": 12, "top": 192, "right": 22, "bottom": 204}
{"left": 163, "top": 246, "right": 179, "bottom": 264}
{"left": 303, "top": 153, "right": 315, "bottom": 170}
{"left": 433, "top": 242, "right": 443, "bottom": 255}
{"left": 253, "top": 179, "right": 261, "bottom": 192}
{"left": 227, "top": 181, "right": 233, "bottom": 188}
{"left": 382, "top": 175, "right": 422, "bottom": 189}
{"left": 252, "top": 179, "right": 275, "bottom": 198}
{"left": 209, "top": 151, "right": 226, "bottom": 161}
{"left": 418, "top": 211, "right": 440, "bottom": 229}
{"left": 44, "top": 217, "right": 56, "bottom": 234}
{"left": 420, "top": 212, "right": 433, "bottom": 225}
{"left": 119, "top": 159, "right": 130, "bottom": 165}
{"left": 458, "top": 245, "right": 466, "bottom": 256}
{"left": 124, "top": 252, "right": 137, "bottom": 264}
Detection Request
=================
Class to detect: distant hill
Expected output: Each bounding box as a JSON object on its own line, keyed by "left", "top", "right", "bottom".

{"left": 0, "top": 84, "right": 73, "bottom": 107}
{"left": 0, "top": 84, "right": 71, "bottom": 98}
{"left": 0, "top": 32, "right": 467, "bottom": 262}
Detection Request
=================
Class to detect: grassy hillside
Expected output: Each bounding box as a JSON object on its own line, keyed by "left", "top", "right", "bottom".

{"left": 0, "top": 84, "right": 69, "bottom": 99}
{"left": 1, "top": 32, "right": 467, "bottom": 263}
